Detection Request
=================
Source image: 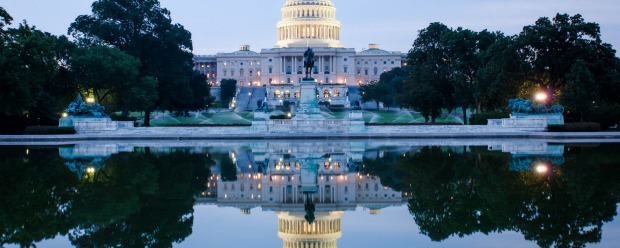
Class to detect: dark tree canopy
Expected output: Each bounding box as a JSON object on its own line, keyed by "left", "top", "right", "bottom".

{"left": 69, "top": 0, "right": 208, "bottom": 125}
{"left": 219, "top": 79, "right": 238, "bottom": 108}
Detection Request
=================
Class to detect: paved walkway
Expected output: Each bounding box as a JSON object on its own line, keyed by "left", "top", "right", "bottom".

{"left": 1, "top": 126, "right": 619, "bottom": 142}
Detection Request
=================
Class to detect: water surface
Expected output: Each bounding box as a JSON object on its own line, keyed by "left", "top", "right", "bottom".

{"left": 1, "top": 140, "right": 619, "bottom": 247}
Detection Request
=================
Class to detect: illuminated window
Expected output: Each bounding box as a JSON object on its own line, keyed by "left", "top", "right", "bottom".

{"left": 275, "top": 90, "right": 282, "bottom": 98}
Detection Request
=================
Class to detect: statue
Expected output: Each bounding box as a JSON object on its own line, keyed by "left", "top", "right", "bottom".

{"left": 304, "top": 193, "right": 316, "bottom": 224}
{"left": 65, "top": 95, "right": 108, "bottom": 117}
{"left": 508, "top": 98, "right": 564, "bottom": 115}
{"left": 303, "top": 47, "right": 315, "bottom": 80}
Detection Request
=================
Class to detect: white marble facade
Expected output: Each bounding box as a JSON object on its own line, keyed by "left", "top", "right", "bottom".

{"left": 193, "top": 0, "right": 406, "bottom": 88}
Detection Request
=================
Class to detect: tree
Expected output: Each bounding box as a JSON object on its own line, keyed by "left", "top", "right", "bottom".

{"left": 401, "top": 23, "right": 455, "bottom": 123}
{"left": 476, "top": 35, "right": 524, "bottom": 112}
{"left": 69, "top": 45, "right": 140, "bottom": 109}
{"left": 220, "top": 79, "right": 237, "bottom": 108}
{"left": 360, "top": 81, "right": 389, "bottom": 109}
{"left": 400, "top": 64, "right": 444, "bottom": 123}
{"left": 517, "top": 13, "right": 615, "bottom": 99}
{"left": 561, "top": 60, "right": 598, "bottom": 122}
{"left": 0, "top": 22, "right": 76, "bottom": 124}
{"left": 69, "top": 0, "right": 206, "bottom": 126}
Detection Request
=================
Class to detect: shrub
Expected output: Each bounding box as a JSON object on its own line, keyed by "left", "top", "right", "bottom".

{"left": 23, "top": 126, "right": 76, "bottom": 135}
{"left": 588, "top": 104, "right": 620, "bottom": 130}
{"left": 270, "top": 114, "right": 293, "bottom": 120}
{"left": 165, "top": 124, "right": 251, "bottom": 127}
{"left": 547, "top": 125, "right": 566, "bottom": 132}
{"left": 548, "top": 123, "right": 601, "bottom": 132}
{"left": 469, "top": 111, "right": 510, "bottom": 125}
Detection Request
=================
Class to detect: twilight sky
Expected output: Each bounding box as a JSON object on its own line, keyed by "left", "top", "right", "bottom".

{"left": 2, "top": 0, "right": 619, "bottom": 55}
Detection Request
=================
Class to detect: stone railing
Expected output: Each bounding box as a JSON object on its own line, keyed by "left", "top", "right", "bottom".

{"left": 73, "top": 120, "right": 135, "bottom": 134}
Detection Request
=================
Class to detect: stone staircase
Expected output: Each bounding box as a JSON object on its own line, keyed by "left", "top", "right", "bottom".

{"left": 348, "top": 86, "right": 379, "bottom": 110}
{"left": 234, "top": 87, "right": 267, "bottom": 112}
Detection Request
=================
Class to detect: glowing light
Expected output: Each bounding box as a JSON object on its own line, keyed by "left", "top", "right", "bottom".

{"left": 62, "top": 112, "right": 68, "bottom": 118}
{"left": 535, "top": 164, "right": 549, "bottom": 174}
{"left": 535, "top": 92, "right": 548, "bottom": 102}
{"left": 86, "top": 166, "right": 96, "bottom": 174}
{"left": 86, "top": 97, "right": 95, "bottom": 103}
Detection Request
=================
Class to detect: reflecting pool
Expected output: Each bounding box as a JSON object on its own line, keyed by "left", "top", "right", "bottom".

{"left": 1, "top": 140, "right": 620, "bottom": 248}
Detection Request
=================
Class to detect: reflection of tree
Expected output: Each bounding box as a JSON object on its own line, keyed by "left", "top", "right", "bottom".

{"left": 364, "top": 145, "right": 620, "bottom": 247}
{"left": 220, "top": 153, "right": 237, "bottom": 182}
{"left": 68, "top": 151, "right": 212, "bottom": 247}
{"left": 0, "top": 147, "right": 77, "bottom": 247}
{"left": 0, "top": 147, "right": 213, "bottom": 248}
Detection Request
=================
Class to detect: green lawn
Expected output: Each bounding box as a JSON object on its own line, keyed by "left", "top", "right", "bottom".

{"left": 128, "top": 108, "right": 469, "bottom": 126}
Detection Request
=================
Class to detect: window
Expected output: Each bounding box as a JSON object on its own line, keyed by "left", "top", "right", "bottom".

{"left": 223, "top": 70, "right": 228, "bottom": 77}
{"left": 240, "top": 69, "right": 244, "bottom": 76}
{"left": 249, "top": 70, "right": 253, "bottom": 77}
{"left": 374, "top": 67, "right": 378, "bottom": 76}
{"left": 344, "top": 58, "right": 348, "bottom": 62}
{"left": 344, "top": 186, "right": 348, "bottom": 193}
{"left": 344, "top": 66, "right": 348, "bottom": 73}
{"left": 284, "top": 90, "right": 291, "bottom": 98}
{"left": 231, "top": 70, "right": 235, "bottom": 76}
{"left": 240, "top": 62, "right": 244, "bottom": 66}
{"left": 357, "top": 70, "right": 361, "bottom": 75}
{"left": 269, "top": 67, "right": 273, "bottom": 74}
{"left": 384, "top": 61, "right": 387, "bottom": 64}
{"left": 294, "top": 90, "right": 300, "bottom": 98}
{"left": 269, "top": 58, "right": 273, "bottom": 62}
{"left": 334, "top": 90, "right": 340, "bottom": 97}
{"left": 391, "top": 61, "right": 395, "bottom": 64}
{"left": 365, "top": 69, "right": 368, "bottom": 75}
{"left": 275, "top": 90, "right": 282, "bottom": 98}
{"left": 269, "top": 186, "right": 273, "bottom": 193}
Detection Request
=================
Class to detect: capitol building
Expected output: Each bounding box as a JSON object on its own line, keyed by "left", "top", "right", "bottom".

{"left": 193, "top": 0, "right": 406, "bottom": 90}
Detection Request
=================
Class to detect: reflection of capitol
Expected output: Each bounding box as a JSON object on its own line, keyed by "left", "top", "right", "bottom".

{"left": 197, "top": 142, "right": 406, "bottom": 248}
{"left": 57, "top": 140, "right": 568, "bottom": 247}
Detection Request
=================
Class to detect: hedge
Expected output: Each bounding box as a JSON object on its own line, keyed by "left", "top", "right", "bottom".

{"left": 23, "top": 126, "right": 76, "bottom": 135}
{"left": 548, "top": 123, "right": 601, "bottom": 132}
{"left": 469, "top": 111, "right": 510, "bottom": 125}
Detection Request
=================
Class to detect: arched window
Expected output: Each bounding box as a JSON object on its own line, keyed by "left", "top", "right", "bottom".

{"left": 275, "top": 90, "right": 282, "bottom": 98}
{"left": 334, "top": 89, "right": 340, "bottom": 97}
{"left": 294, "top": 90, "right": 301, "bottom": 98}
{"left": 284, "top": 90, "right": 291, "bottom": 98}
{"left": 324, "top": 90, "right": 330, "bottom": 98}
{"left": 249, "top": 70, "right": 253, "bottom": 77}
{"left": 240, "top": 69, "right": 244, "bottom": 76}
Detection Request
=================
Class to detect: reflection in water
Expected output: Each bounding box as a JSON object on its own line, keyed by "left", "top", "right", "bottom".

{"left": 1, "top": 141, "right": 619, "bottom": 248}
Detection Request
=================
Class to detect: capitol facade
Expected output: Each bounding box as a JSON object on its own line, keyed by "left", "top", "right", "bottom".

{"left": 193, "top": 0, "right": 406, "bottom": 89}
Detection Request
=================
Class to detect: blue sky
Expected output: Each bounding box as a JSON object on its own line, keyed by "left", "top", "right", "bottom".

{"left": 2, "top": 0, "right": 619, "bottom": 55}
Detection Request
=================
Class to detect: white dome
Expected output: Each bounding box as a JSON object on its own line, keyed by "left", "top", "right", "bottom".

{"left": 276, "top": 0, "right": 343, "bottom": 48}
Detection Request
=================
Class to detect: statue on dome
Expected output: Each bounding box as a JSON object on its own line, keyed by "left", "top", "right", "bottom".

{"left": 303, "top": 47, "right": 315, "bottom": 80}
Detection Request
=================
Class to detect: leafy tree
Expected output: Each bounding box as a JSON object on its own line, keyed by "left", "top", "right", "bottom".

{"left": 476, "top": 35, "right": 524, "bottom": 111}
{"left": 220, "top": 79, "right": 237, "bottom": 108}
{"left": 401, "top": 23, "right": 455, "bottom": 122}
{"left": 561, "top": 60, "right": 598, "bottom": 122}
{"left": 517, "top": 13, "right": 615, "bottom": 99}
{"left": 360, "top": 81, "right": 389, "bottom": 109}
{"left": 0, "top": 22, "right": 76, "bottom": 125}
{"left": 69, "top": 0, "right": 206, "bottom": 126}
{"left": 400, "top": 64, "right": 444, "bottom": 123}
{"left": 69, "top": 45, "right": 140, "bottom": 108}
{"left": 361, "top": 67, "right": 409, "bottom": 110}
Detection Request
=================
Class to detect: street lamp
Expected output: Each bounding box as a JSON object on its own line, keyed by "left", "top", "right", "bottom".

{"left": 535, "top": 92, "right": 548, "bottom": 102}
{"left": 86, "top": 97, "right": 95, "bottom": 104}
{"left": 535, "top": 163, "right": 549, "bottom": 174}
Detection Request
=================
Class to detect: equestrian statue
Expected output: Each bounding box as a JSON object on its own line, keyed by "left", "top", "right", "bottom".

{"left": 303, "top": 47, "right": 315, "bottom": 80}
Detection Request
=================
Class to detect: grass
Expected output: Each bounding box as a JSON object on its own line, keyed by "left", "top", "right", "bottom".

{"left": 122, "top": 108, "right": 470, "bottom": 126}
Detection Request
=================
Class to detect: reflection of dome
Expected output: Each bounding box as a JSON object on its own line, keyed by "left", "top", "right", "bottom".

{"left": 277, "top": 211, "right": 343, "bottom": 248}
{"left": 276, "top": 0, "right": 343, "bottom": 48}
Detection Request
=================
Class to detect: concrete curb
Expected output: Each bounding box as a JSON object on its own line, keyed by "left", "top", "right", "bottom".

{"left": 1, "top": 132, "right": 619, "bottom": 142}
